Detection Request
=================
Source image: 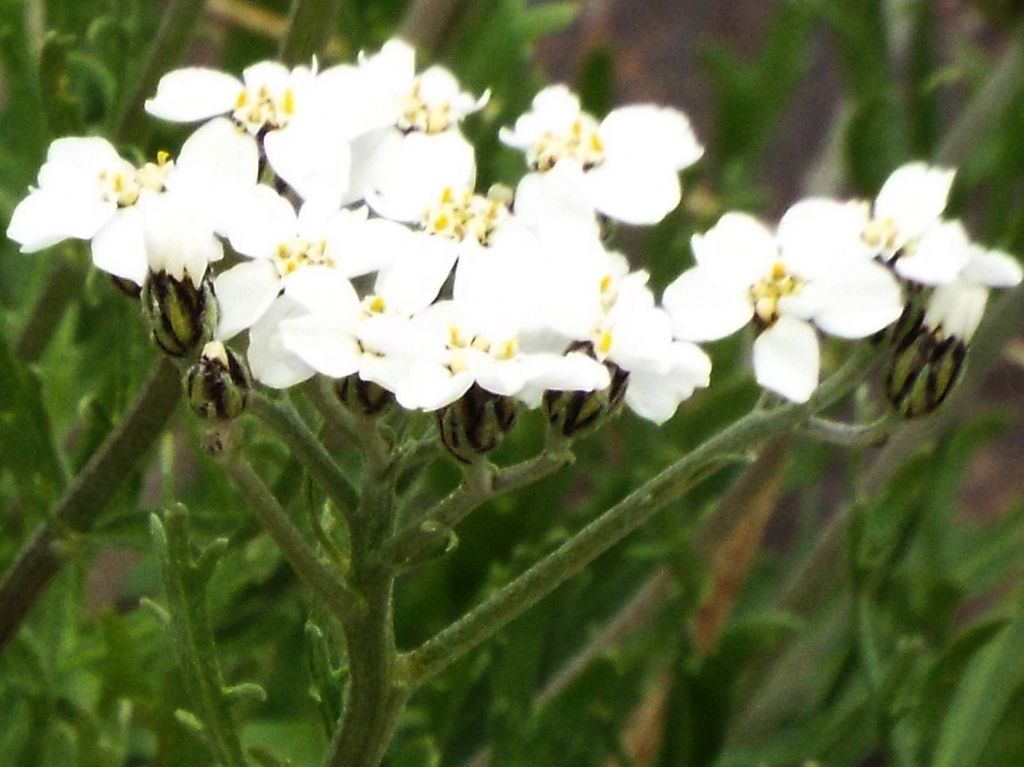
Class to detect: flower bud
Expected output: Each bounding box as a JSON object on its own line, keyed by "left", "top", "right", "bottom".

{"left": 885, "top": 329, "right": 966, "bottom": 419}
{"left": 436, "top": 385, "right": 518, "bottom": 464}
{"left": 141, "top": 270, "right": 218, "bottom": 357}
{"left": 336, "top": 375, "right": 394, "bottom": 416}
{"left": 185, "top": 341, "right": 252, "bottom": 421}
{"left": 543, "top": 341, "right": 629, "bottom": 437}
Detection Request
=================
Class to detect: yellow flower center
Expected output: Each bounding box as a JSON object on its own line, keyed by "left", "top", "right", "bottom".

{"left": 446, "top": 324, "right": 519, "bottom": 373}
{"left": 750, "top": 261, "right": 803, "bottom": 325}
{"left": 98, "top": 151, "right": 173, "bottom": 207}
{"left": 232, "top": 85, "right": 296, "bottom": 132}
{"left": 273, "top": 238, "right": 333, "bottom": 277}
{"left": 398, "top": 79, "right": 454, "bottom": 134}
{"left": 423, "top": 186, "right": 509, "bottom": 245}
{"left": 863, "top": 215, "right": 900, "bottom": 253}
{"left": 530, "top": 116, "right": 606, "bottom": 172}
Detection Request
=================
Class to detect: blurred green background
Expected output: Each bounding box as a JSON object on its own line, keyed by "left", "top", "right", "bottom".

{"left": 1, "top": 0, "right": 1024, "bottom": 765}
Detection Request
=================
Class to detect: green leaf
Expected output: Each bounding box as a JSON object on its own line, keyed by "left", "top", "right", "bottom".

{"left": 931, "top": 610, "right": 1024, "bottom": 767}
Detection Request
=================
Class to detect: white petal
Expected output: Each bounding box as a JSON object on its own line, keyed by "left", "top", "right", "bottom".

{"left": 324, "top": 211, "right": 408, "bottom": 279}
{"left": 475, "top": 359, "right": 528, "bottom": 398}
{"left": 663, "top": 267, "right": 753, "bottom": 342}
{"left": 365, "top": 130, "right": 476, "bottom": 222}
{"left": 145, "top": 68, "right": 242, "bottom": 122}
{"left": 375, "top": 232, "right": 457, "bottom": 313}
{"left": 895, "top": 220, "right": 971, "bottom": 285}
{"left": 691, "top": 212, "right": 778, "bottom": 284}
{"left": 171, "top": 118, "right": 259, "bottom": 234}
{"left": 91, "top": 207, "right": 147, "bottom": 284}
{"left": 924, "top": 283, "right": 988, "bottom": 341}
{"left": 247, "top": 297, "right": 316, "bottom": 388}
{"left": 281, "top": 266, "right": 361, "bottom": 321}
{"left": 226, "top": 185, "right": 298, "bottom": 260}
{"left": 7, "top": 189, "right": 114, "bottom": 251}
{"left": 875, "top": 162, "right": 954, "bottom": 244}
{"left": 585, "top": 158, "right": 681, "bottom": 225}
{"left": 279, "top": 314, "right": 362, "bottom": 378}
{"left": 753, "top": 317, "right": 819, "bottom": 403}
{"left": 623, "top": 341, "right": 711, "bottom": 424}
{"left": 809, "top": 260, "right": 904, "bottom": 338}
{"left": 961, "top": 248, "right": 1023, "bottom": 288}
{"left": 214, "top": 260, "right": 281, "bottom": 340}
{"left": 264, "top": 120, "right": 351, "bottom": 207}
{"left": 599, "top": 104, "right": 704, "bottom": 171}
{"left": 141, "top": 191, "right": 222, "bottom": 285}
{"left": 778, "top": 198, "right": 874, "bottom": 276}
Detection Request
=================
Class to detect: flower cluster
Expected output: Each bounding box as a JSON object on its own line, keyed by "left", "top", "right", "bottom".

{"left": 7, "top": 39, "right": 1021, "bottom": 450}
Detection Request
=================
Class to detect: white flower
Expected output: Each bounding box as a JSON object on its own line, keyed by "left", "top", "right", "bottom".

{"left": 591, "top": 271, "right": 711, "bottom": 423}
{"left": 923, "top": 246, "right": 1022, "bottom": 342}
{"left": 378, "top": 299, "right": 609, "bottom": 412}
{"left": 345, "top": 39, "right": 485, "bottom": 221}
{"left": 500, "top": 85, "right": 704, "bottom": 225}
{"left": 664, "top": 211, "right": 904, "bottom": 402}
{"left": 6, "top": 133, "right": 240, "bottom": 285}
{"left": 145, "top": 61, "right": 356, "bottom": 206}
{"left": 214, "top": 185, "right": 404, "bottom": 339}
{"left": 247, "top": 295, "right": 317, "bottom": 389}
{"left": 861, "top": 162, "right": 970, "bottom": 284}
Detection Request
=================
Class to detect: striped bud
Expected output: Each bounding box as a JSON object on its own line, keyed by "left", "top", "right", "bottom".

{"left": 885, "top": 328, "right": 966, "bottom": 419}
{"left": 141, "top": 270, "right": 218, "bottom": 357}
{"left": 543, "top": 341, "right": 629, "bottom": 438}
{"left": 436, "top": 385, "right": 518, "bottom": 464}
{"left": 336, "top": 375, "right": 394, "bottom": 416}
{"left": 185, "top": 341, "right": 252, "bottom": 421}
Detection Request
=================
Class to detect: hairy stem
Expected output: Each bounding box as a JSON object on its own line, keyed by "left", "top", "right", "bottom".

{"left": 153, "top": 507, "right": 249, "bottom": 767}
{"left": 323, "top": 416, "right": 406, "bottom": 767}
{"left": 0, "top": 357, "right": 181, "bottom": 652}
{"left": 250, "top": 393, "right": 358, "bottom": 518}
{"left": 221, "top": 455, "right": 364, "bottom": 622}
{"left": 382, "top": 448, "right": 574, "bottom": 569}
{"left": 404, "top": 346, "right": 879, "bottom": 682}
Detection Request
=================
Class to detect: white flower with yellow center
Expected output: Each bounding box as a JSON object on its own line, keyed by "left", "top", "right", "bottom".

{"left": 859, "top": 162, "right": 972, "bottom": 284}
{"left": 664, "top": 211, "right": 904, "bottom": 403}
{"left": 375, "top": 300, "right": 609, "bottom": 412}
{"left": 345, "top": 39, "right": 485, "bottom": 221}
{"left": 923, "top": 245, "right": 1022, "bottom": 342}
{"left": 6, "top": 125, "right": 248, "bottom": 284}
{"left": 145, "top": 61, "right": 356, "bottom": 206}
{"left": 214, "top": 185, "right": 405, "bottom": 339}
{"left": 500, "top": 84, "right": 704, "bottom": 225}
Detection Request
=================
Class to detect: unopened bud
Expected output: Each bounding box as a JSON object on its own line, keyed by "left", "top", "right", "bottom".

{"left": 336, "top": 375, "right": 393, "bottom": 416}
{"left": 141, "top": 270, "right": 218, "bottom": 357}
{"left": 437, "top": 385, "right": 518, "bottom": 464}
{"left": 885, "top": 328, "right": 966, "bottom": 419}
{"left": 185, "top": 341, "right": 252, "bottom": 421}
{"left": 543, "top": 341, "right": 629, "bottom": 437}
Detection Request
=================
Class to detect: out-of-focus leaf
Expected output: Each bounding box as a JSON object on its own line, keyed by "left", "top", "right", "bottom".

{"left": 931, "top": 610, "right": 1024, "bottom": 767}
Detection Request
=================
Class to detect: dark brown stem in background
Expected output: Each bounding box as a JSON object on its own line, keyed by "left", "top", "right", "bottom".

{"left": 0, "top": 357, "right": 181, "bottom": 652}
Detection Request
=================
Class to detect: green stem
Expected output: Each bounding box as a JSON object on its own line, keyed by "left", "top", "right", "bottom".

{"left": 382, "top": 448, "right": 574, "bottom": 569}
{"left": 15, "top": 252, "right": 86, "bottom": 364}
{"left": 250, "top": 393, "right": 358, "bottom": 519}
{"left": 279, "top": 0, "right": 345, "bottom": 64}
{"left": 0, "top": 356, "right": 181, "bottom": 652}
{"left": 220, "top": 455, "right": 364, "bottom": 623}
{"left": 305, "top": 377, "right": 362, "bottom": 448}
{"left": 805, "top": 414, "right": 893, "bottom": 448}
{"left": 404, "top": 346, "right": 880, "bottom": 682}
{"left": 153, "top": 507, "right": 249, "bottom": 767}
{"left": 110, "top": 0, "right": 211, "bottom": 144}
{"left": 322, "top": 416, "right": 406, "bottom": 767}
